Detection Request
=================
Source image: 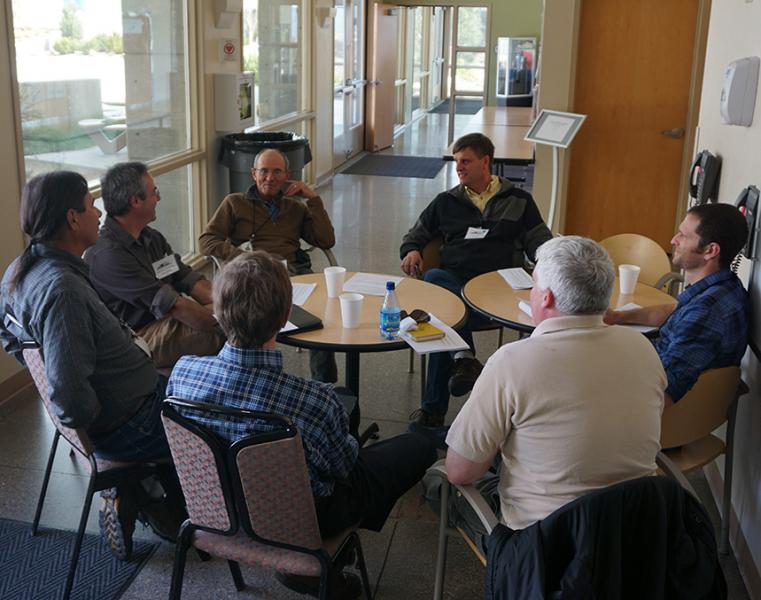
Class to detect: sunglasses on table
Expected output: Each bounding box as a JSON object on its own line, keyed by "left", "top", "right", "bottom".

{"left": 399, "top": 309, "right": 430, "bottom": 324}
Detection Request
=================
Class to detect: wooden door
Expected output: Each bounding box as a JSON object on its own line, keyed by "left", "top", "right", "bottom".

{"left": 366, "top": 3, "right": 397, "bottom": 151}
{"left": 564, "top": 0, "right": 699, "bottom": 249}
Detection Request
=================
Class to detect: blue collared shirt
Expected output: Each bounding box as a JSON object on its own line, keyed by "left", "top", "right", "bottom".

{"left": 655, "top": 269, "right": 748, "bottom": 401}
{"left": 167, "top": 344, "right": 358, "bottom": 497}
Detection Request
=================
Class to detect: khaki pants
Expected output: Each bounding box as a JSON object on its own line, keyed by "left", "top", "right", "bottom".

{"left": 138, "top": 315, "right": 226, "bottom": 370}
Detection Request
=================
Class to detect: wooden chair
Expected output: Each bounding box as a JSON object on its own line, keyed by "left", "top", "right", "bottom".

{"left": 660, "top": 366, "right": 748, "bottom": 554}
{"left": 161, "top": 397, "right": 373, "bottom": 599}
{"left": 23, "top": 345, "right": 159, "bottom": 600}
{"left": 427, "top": 453, "right": 698, "bottom": 600}
{"left": 408, "top": 237, "right": 504, "bottom": 399}
{"left": 599, "top": 233, "right": 683, "bottom": 294}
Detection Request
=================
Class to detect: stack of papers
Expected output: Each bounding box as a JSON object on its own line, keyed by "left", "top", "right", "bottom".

{"left": 343, "top": 273, "right": 404, "bottom": 296}
{"left": 400, "top": 314, "right": 470, "bottom": 355}
{"left": 614, "top": 303, "right": 658, "bottom": 334}
{"left": 498, "top": 268, "right": 534, "bottom": 289}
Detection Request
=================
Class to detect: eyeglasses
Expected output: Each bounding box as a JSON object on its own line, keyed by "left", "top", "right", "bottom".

{"left": 400, "top": 309, "right": 430, "bottom": 324}
{"left": 253, "top": 168, "right": 286, "bottom": 177}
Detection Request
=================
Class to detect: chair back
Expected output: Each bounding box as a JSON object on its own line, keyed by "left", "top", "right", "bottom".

{"left": 161, "top": 400, "right": 238, "bottom": 534}
{"left": 660, "top": 366, "right": 741, "bottom": 449}
{"left": 233, "top": 431, "right": 323, "bottom": 550}
{"left": 599, "top": 233, "right": 673, "bottom": 288}
{"left": 22, "top": 347, "right": 94, "bottom": 457}
{"left": 421, "top": 237, "right": 443, "bottom": 273}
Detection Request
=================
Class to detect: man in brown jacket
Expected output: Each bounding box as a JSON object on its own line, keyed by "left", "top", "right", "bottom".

{"left": 200, "top": 148, "right": 337, "bottom": 382}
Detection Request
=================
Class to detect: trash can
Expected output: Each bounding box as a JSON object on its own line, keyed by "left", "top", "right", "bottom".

{"left": 219, "top": 131, "right": 312, "bottom": 193}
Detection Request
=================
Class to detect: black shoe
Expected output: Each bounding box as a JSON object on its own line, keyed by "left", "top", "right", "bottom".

{"left": 99, "top": 487, "right": 137, "bottom": 561}
{"left": 448, "top": 357, "right": 483, "bottom": 396}
{"left": 275, "top": 570, "right": 362, "bottom": 599}
{"left": 138, "top": 499, "right": 187, "bottom": 543}
{"left": 409, "top": 408, "right": 445, "bottom": 428}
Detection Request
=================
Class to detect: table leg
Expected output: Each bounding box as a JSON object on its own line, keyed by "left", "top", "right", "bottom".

{"left": 344, "top": 351, "right": 379, "bottom": 445}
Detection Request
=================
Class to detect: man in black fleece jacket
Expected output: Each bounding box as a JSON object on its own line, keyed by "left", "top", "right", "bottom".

{"left": 400, "top": 133, "right": 552, "bottom": 428}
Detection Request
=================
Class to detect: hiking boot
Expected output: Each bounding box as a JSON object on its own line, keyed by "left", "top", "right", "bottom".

{"left": 409, "top": 408, "right": 445, "bottom": 428}
{"left": 447, "top": 357, "right": 483, "bottom": 397}
{"left": 275, "top": 570, "right": 362, "bottom": 599}
{"left": 99, "top": 487, "right": 138, "bottom": 561}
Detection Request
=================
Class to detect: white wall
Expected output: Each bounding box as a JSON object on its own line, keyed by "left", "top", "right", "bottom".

{"left": 697, "top": 1, "right": 761, "bottom": 593}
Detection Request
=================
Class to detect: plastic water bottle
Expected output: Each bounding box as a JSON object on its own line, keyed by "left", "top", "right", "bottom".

{"left": 379, "top": 281, "right": 401, "bottom": 340}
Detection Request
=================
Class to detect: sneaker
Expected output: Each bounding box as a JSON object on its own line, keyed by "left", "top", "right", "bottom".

{"left": 448, "top": 357, "right": 483, "bottom": 397}
{"left": 409, "top": 408, "right": 445, "bottom": 428}
{"left": 99, "top": 487, "right": 137, "bottom": 561}
{"left": 275, "top": 570, "right": 362, "bottom": 599}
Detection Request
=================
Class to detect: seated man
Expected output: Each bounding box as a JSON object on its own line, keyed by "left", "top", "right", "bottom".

{"left": 85, "top": 162, "right": 225, "bottom": 369}
{"left": 444, "top": 236, "right": 665, "bottom": 550}
{"left": 167, "top": 251, "right": 437, "bottom": 597}
{"left": 400, "top": 133, "right": 552, "bottom": 427}
{"left": 199, "top": 148, "right": 337, "bottom": 383}
{"left": 0, "top": 171, "right": 182, "bottom": 560}
{"left": 605, "top": 203, "right": 749, "bottom": 405}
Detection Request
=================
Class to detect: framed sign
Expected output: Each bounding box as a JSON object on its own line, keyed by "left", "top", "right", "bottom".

{"left": 525, "top": 109, "right": 587, "bottom": 148}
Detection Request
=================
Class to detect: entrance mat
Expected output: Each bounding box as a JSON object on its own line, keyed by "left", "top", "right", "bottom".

{"left": 0, "top": 517, "right": 158, "bottom": 600}
{"left": 340, "top": 155, "right": 446, "bottom": 179}
{"left": 429, "top": 98, "right": 483, "bottom": 115}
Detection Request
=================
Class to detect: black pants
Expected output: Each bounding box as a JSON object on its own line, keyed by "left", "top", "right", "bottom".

{"left": 314, "top": 432, "right": 438, "bottom": 538}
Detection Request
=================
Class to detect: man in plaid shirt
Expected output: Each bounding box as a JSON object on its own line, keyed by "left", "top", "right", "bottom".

{"left": 606, "top": 203, "right": 749, "bottom": 405}
{"left": 167, "top": 251, "right": 436, "bottom": 596}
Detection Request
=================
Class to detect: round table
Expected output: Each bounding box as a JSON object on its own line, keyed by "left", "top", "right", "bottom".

{"left": 278, "top": 272, "right": 467, "bottom": 396}
{"left": 462, "top": 271, "right": 677, "bottom": 335}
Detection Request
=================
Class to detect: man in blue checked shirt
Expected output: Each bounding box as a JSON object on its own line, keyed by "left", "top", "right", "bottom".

{"left": 606, "top": 203, "right": 749, "bottom": 405}
{"left": 167, "top": 251, "right": 437, "bottom": 597}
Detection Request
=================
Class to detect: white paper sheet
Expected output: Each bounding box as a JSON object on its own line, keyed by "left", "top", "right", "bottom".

{"left": 292, "top": 282, "right": 316, "bottom": 306}
{"left": 400, "top": 314, "right": 470, "bottom": 355}
{"left": 343, "top": 273, "right": 404, "bottom": 296}
{"left": 280, "top": 321, "right": 297, "bottom": 332}
{"left": 521, "top": 300, "right": 657, "bottom": 333}
{"left": 518, "top": 300, "right": 533, "bottom": 318}
{"left": 498, "top": 268, "right": 534, "bottom": 289}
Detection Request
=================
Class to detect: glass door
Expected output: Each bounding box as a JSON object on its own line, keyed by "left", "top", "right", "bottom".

{"left": 333, "top": 0, "right": 365, "bottom": 168}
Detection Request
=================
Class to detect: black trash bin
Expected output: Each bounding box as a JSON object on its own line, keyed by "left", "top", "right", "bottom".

{"left": 219, "top": 131, "right": 312, "bottom": 193}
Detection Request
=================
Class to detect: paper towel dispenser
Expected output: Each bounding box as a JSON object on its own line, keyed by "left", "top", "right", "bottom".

{"left": 720, "top": 56, "right": 759, "bottom": 127}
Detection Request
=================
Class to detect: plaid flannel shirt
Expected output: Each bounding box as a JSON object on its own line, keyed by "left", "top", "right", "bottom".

{"left": 655, "top": 269, "right": 748, "bottom": 401}
{"left": 167, "top": 344, "right": 358, "bottom": 497}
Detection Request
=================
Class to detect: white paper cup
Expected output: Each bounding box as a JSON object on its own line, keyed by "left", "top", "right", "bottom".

{"left": 619, "top": 264, "right": 641, "bottom": 295}
{"left": 324, "top": 266, "right": 346, "bottom": 298}
{"left": 339, "top": 293, "right": 363, "bottom": 328}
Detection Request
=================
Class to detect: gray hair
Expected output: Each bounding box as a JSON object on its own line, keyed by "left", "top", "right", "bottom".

{"left": 213, "top": 251, "right": 292, "bottom": 347}
{"left": 533, "top": 236, "right": 614, "bottom": 315}
{"left": 101, "top": 161, "right": 148, "bottom": 217}
{"left": 252, "top": 148, "right": 290, "bottom": 171}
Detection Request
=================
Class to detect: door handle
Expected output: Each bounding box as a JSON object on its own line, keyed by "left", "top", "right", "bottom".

{"left": 660, "top": 127, "right": 685, "bottom": 139}
{"left": 368, "top": 80, "right": 382, "bottom": 86}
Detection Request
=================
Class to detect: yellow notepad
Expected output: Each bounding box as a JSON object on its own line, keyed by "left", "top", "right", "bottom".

{"left": 407, "top": 322, "right": 445, "bottom": 342}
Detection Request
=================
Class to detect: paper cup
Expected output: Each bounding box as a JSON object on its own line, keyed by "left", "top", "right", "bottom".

{"left": 619, "top": 264, "right": 641, "bottom": 295}
{"left": 324, "top": 266, "right": 346, "bottom": 298}
{"left": 339, "top": 293, "right": 363, "bottom": 329}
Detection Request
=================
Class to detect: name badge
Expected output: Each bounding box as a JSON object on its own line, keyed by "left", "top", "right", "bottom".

{"left": 152, "top": 255, "right": 180, "bottom": 279}
{"left": 465, "top": 227, "right": 489, "bottom": 240}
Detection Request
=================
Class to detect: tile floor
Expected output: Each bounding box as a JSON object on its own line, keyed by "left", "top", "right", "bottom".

{"left": 0, "top": 110, "right": 751, "bottom": 599}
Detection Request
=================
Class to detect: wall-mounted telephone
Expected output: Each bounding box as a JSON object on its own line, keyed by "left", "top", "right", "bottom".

{"left": 689, "top": 150, "right": 721, "bottom": 205}
{"left": 733, "top": 184, "right": 759, "bottom": 272}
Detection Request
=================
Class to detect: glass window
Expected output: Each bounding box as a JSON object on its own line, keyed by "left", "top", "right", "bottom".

{"left": 152, "top": 165, "right": 194, "bottom": 256}
{"left": 12, "top": 0, "right": 190, "bottom": 183}
{"left": 455, "top": 52, "right": 486, "bottom": 93}
{"left": 243, "top": 0, "right": 305, "bottom": 124}
{"left": 457, "top": 7, "right": 487, "bottom": 48}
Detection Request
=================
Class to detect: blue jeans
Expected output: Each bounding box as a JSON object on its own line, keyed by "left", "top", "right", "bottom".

{"left": 90, "top": 376, "right": 171, "bottom": 462}
{"left": 421, "top": 269, "right": 491, "bottom": 416}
